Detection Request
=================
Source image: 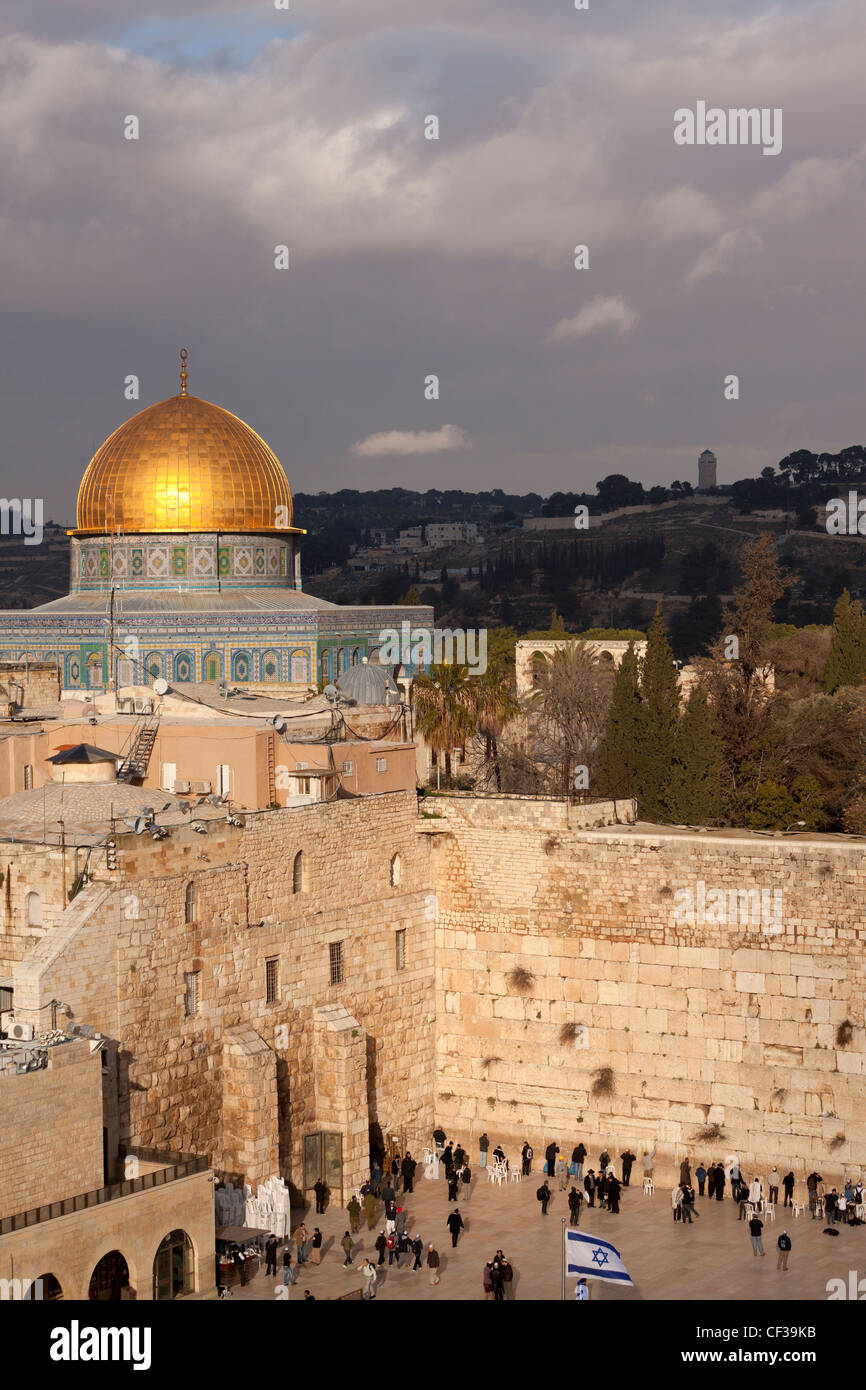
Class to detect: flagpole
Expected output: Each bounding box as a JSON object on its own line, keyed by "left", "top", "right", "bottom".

{"left": 561, "top": 1217, "right": 569, "bottom": 1301}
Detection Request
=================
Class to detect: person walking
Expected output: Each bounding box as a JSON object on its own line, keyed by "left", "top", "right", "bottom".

{"left": 341, "top": 1231, "right": 354, "bottom": 1268}
{"left": 490, "top": 1259, "right": 505, "bottom": 1301}
{"left": 360, "top": 1259, "right": 377, "bottom": 1300}
{"left": 556, "top": 1152, "right": 569, "bottom": 1191}
{"left": 479, "top": 1132, "right": 489, "bottom": 1168}
{"left": 363, "top": 1188, "right": 377, "bottom": 1230}
{"left": 584, "top": 1170, "right": 596, "bottom": 1208}
{"left": 396, "top": 1232, "right": 410, "bottom": 1267}
{"left": 402, "top": 1152, "right": 417, "bottom": 1194}
{"left": 573, "top": 1142, "right": 587, "bottom": 1182}
{"left": 265, "top": 1234, "right": 278, "bottom": 1276}
{"left": 749, "top": 1214, "right": 765, "bottom": 1257}
{"left": 395, "top": 1206, "right": 407, "bottom": 1237}
{"left": 282, "top": 1247, "right": 296, "bottom": 1287}
{"left": 782, "top": 1171, "right": 795, "bottom": 1208}
{"left": 680, "top": 1184, "right": 693, "bottom": 1224}
{"left": 386, "top": 1233, "right": 397, "bottom": 1266}
{"left": 411, "top": 1234, "right": 424, "bottom": 1270}
{"left": 347, "top": 1194, "right": 361, "bottom": 1234}
{"left": 568, "top": 1185, "right": 582, "bottom": 1226}
{"left": 375, "top": 1231, "right": 386, "bottom": 1265}
{"left": 311, "top": 1228, "right": 323, "bottom": 1265}
{"left": 313, "top": 1178, "right": 327, "bottom": 1215}
{"left": 777, "top": 1230, "right": 791, "bottom": 1270}
{"left": 671, "top": 1183, "right": 683, "bottom": 1222}
{"left": 620, "top": 1149, "right": 636, "bottom": 1187}
{"left": 382, "top": 1179, "right": 396, "bottom": 1208}
{"left": 768, "top": 1167, "right": 780, "bottom": 1205}
{"left": 427, "top": 1244, "right": 441, "bottom": 1285}
{"left": 294, "top": 1223, "right": 308, "bottom": 1265}
{"left": 446, "top": 1208, "right": 464, "bottom": 1248}
{"left": 537, "top": 1179, "right": 552, "bottom": 1215}
{"left": 461, "top": 1163, "right": 472, "bottom": 1200}
{"left": 447, "top": 1168, "right": 460, "bottom": 1203}
{"left": 696, "top": 1162, "right": 707, "bottom": 1197}
{"left": 521, "top": 1141, "right": 533, "bottom": 1176}
{"left": 442, "top": 1142, "right": 454, "bottom": 1179}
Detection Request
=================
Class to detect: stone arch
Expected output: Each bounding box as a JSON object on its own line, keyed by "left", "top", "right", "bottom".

{"left": 390, "top": 853, "right": 402, "bottom": 888}
{"left": 530, "top": 650, "right": 550, "bottom": 684}
{"left": 152, "top": 1228, "right": 196, "bottom": 1300}
{"left": 88, "top": 1248, "right": 134, "bottom": 1301}
{"left": 351, "top": 647, "right": 360, "bottom": 666}
{"left": 336, "top": 648, "right": 348, "bottom": 676}
{"left": 63, "top": 652, "right": 81, "bottom": 688}
{"left": 26, "top": 890, "right": 42, "bottom": 927}
{"left": 27, "top": 1272, "right": 63, "bottom": 1300}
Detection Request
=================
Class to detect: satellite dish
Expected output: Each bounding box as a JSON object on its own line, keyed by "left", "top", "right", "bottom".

{"left": 208, "top": 793, "right": 225, "bottom": 807}
{"left": 133, "top": 817, "right": 146, "bottom": 835}
{"left": 153, "top": 677, "right": 169, "bottom": 696}
{"left": 323, "top": 683, "right": 338, "bottom": 703}
{"left": 140, "top": 806, "right": 154, "bottom": 818}
{"left": 270, "top": 715, "right": 286, "bottom": 734}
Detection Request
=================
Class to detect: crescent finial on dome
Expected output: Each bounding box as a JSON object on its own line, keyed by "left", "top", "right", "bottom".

{"left": 179, "top": 348, "right": 189, "bottom": 397}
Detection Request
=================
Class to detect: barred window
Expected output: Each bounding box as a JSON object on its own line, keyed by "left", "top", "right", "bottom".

{"left": 376, "top": 758, "right": 387, "bottom": 773}
{"left": 266, "top": 957, "right": 280, "bottom": 1004}
{"left": 184, "top": 881, "right": 197, "bottom": 924}
{"left": 395, "top": 929, "right": 406, "bottom": 971}
{"left": 390, "top": 853, "right": 402, "bottom": 887}
{"left": 183, "top": 971, "right": 200, "bottom": 1017}
{"left": 293, "top": 851, "right": 306, "bottom": 894}
{"left": 329, "top": 941, "right": 344, "bottom": 986}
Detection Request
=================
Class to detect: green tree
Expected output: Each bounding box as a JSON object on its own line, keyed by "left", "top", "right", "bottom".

{"left": 400, "top": 584, "right": 423, "bottom": 605}
{"left": 666, "top": 685, "right": 723, "bottom": 825}
{"left": 470, "top": 663, "right": 519, "bottom": 791}
{"left": 595, "top": 641, "right": 642, "bottom": 799}
{"left": 823, "top": 589, "right": 866, "bottom": 694}
{"left": 635, "top": 606, "right": 679, "bottom": 820}
{"left": 413, "top": 663, "right": 474, "bottom": 788}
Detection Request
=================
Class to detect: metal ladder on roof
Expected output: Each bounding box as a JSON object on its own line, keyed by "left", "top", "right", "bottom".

{"left": 117, "top": 713, "right": 160, "bottom": 782}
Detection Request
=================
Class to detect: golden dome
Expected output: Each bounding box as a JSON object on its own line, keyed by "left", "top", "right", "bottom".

{"left": 75, "top": 381, "right": 295, "bottom": 536}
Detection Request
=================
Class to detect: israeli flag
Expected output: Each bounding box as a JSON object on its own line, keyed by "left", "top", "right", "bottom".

{"left": 565, "top": 1229, "right": 633, "bottom": 1285}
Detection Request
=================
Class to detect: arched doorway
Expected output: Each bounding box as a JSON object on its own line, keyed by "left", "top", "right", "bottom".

{"left": 89, "top": 1250, "right": 131, "bottom": 1301}
{"left": 27, "top": 1273, "right": 62, "bottom": 1300}
{"left": 153, "top": 1229, "right": 195, "bottom": 1300}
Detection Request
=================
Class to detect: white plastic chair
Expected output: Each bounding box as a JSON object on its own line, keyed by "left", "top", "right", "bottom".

{"left": 643, "top": 1176, "right": 654, "bottom": 1196}
{"left": 792, "top": 1202, "right": 805, "bottom": 1218}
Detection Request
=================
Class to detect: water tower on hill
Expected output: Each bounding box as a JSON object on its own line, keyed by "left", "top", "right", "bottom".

{"left": 698, "top": 449, "right": 717, "bottom": 491}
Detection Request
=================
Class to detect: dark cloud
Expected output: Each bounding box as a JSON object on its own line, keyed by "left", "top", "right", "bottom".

{"left": 0, "top": 0, "right": 863, "bottom": 521}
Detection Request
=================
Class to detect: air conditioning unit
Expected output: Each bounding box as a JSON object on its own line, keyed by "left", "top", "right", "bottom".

{"left": 117, "top": 696, "right": 136, "bottom": 714}
{"left": 192, "top": 780, "right": 211, "bottom": 794}
{"left": 133, "top": 698, "right": 154, "bottom": 715}
{"left": 173, "top": 779, "right": 190, "bottom": 794}
{"left": 0, "top": 1011, "right": 14, "bottom": 1035}
{"left": 8, "top": 1020, "right": 34, "bottom": 1041}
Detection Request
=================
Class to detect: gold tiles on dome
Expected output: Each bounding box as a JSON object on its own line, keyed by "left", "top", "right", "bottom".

{"left": 74, "top": 394, "right": 295, "bottom": 535}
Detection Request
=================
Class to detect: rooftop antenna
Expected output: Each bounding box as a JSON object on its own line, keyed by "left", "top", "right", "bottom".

{"left": 179, "top": 347, "right": 189, "bottom": 397}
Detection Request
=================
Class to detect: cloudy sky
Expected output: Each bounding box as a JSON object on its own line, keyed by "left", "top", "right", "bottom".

{"left": 1, "top": 0, "right": 864, "bottom": 520}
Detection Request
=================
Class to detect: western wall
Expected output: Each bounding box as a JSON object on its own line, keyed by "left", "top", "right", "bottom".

{"left": 429, "top": 795, "right": 866, "bottom": 1180}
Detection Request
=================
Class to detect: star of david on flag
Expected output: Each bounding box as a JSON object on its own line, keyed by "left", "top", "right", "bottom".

{"left": 565, "top": 1229, "right": 633, "bottom": 1285}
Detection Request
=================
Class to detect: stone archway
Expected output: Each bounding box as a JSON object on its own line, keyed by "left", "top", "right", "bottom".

{"left": 88, "top": 1249, "right": 133, "bottom": 1301}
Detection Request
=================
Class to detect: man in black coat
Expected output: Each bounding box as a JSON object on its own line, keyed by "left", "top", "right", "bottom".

{"left": 446, "top": 1208, "right": 465, "bottom": 1247}
{"left": 401, "top": 1152, "right": 416, "bottom": 1194}
{"left": 537, "top": 1180, "right": 551, "bottom": 1215}
{"left": 313, "top": 1178, "right": 328, "bottom": 1214}
{"left": 620, "top": 1150, "right": 636, "bottom": 1187}
{"left": 584, "top": 1170, "right": 596, "bottom": 1207}
{"left": 782, "top": 1171, "right": 795, "bottom": 1207}
{"left": 545, "top": 1141, "right": 558, "bottom": 1178}
{"left": 375, "top": 1231, "right": 387, "bottom": 1265}
{"left": 715, "top": 1165, "right": 726, "bottom": 1201}
{"left": 521, "top": 1141, "right": 533, "bottom": 1176}
{"left": 607, "top": 1175, "right": 622, "bottom": 1214}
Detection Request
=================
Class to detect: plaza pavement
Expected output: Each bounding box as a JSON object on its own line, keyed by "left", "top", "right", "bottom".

{"left": 226, "top": 1169, "right": 863, "bottom": 1302}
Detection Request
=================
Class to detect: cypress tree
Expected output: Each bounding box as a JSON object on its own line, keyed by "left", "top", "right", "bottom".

{"left": 666, "top": 685, "right": 723, "bottom": 825}
{"left": 595, "top": 641, "right": 642, "bottom": 799}
{"left": 824, "top": 589, "right": 866, "bottom": 693}
{"left": 635, "top": 605, "right": 679, "bottom": 821}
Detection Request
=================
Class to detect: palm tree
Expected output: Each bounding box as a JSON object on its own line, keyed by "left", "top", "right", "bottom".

{"left": 413, "top": 664, "right": 475, "bottom": 788}
{"left": 469, "top": 664, "right": 519, "bottom": 791}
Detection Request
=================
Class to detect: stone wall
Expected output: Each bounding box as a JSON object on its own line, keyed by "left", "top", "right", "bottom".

{"left": 0, "top": 661, "right": 60, "bottom": 710}
{"left": 429, "top": 796, "right": 866, "bottom": 1184}
{"left": 14, "top": 791, "right": 436, "bottom": 1197}
{"left": 0, "top": 840, "right": 74, "bottom": 977}
{"left": 0, "top": 1168, "right": 215, "bottom": 1301}
{"left": 0, "top": 1039, "right": 103, "bottom": 1219}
